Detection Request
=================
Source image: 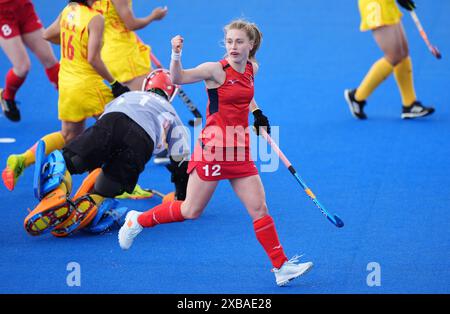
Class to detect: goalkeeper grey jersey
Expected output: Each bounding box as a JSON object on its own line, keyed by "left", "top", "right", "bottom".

{"left": 102, "top": 91, "right": 190, "bottom": 157}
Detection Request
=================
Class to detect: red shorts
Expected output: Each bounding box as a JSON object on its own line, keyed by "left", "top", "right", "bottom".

{"left": 188, "top": 160, "right": 258, "bottom": 181}
{"left": 187, "top": 143, "right": 259, "bottom": 181}
{"left": 0, "top": 0, "right": 42, "bottom": 39}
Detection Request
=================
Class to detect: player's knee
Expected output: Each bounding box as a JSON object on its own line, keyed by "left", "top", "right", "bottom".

{"left": 184, "top": 210, "right": 203, "bottom": 220}
{"left": 41, "top": 56, "right": 58, "bottom": 69}
{"left": 93, "top": 171, "right": 126, "bottom": 198}
{"left": 250, "top": 202, "right": 268, "bottom": 220}
{"left": 60, "top": 130, "right": 77, "bottom": 144}
{"left": 63, "top": 149, "right": 88, "bottom": 175}
{"left": 400, "top": 51, "right": 410, "bottom": 62}
{"left": 181, "top": 203, "right": 204, "bottom": 220}
{"left": 14, "top": 61, "right": 30, "bottom": 77}
{"left": 385, "top": 51, "right": 404, "bottom": 66}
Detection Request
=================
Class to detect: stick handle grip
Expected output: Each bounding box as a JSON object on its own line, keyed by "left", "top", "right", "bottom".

{"left": 150, "top": 53, "right": 163, "bottom": 69}
{"left": 261, "top": 128, "right": 292, "bottom": 169}
{"left": 410, "top": 11, "right": 431, "bottom": 44}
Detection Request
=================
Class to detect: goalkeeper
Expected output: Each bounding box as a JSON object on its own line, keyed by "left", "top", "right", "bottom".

{"left": 25, "top": 69, "right": 190, "bottom": 237}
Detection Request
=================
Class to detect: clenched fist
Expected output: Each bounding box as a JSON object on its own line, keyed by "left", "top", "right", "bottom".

{"left": 171, "top": 35, "right": 184, "bottom": 53}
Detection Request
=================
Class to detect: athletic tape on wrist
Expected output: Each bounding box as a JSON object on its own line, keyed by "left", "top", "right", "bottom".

{"left": 171, "top": 50, "right": 182, "bottom": 61}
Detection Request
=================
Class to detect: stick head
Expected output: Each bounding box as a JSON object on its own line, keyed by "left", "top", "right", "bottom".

{"left": 333, "top": 215, "right": 345, "bottom": 228}
{"left": 431, "top": 46, "right": 442, "bottom": 59}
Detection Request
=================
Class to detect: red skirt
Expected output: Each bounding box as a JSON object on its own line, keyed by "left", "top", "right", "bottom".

{"left": 187, "top": 143, "right": 258, "bottom": 181}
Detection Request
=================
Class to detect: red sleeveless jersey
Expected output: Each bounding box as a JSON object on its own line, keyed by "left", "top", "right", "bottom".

{"left": 201, "top": 59, "right": 254, "bottom": 150}
{"left": 188, "top": 60, "right": 258, "bottom": 180}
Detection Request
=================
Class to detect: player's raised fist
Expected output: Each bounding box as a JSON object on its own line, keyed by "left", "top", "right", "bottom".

{"left": 171, "top": 35, "right": 184, "bottom": 53}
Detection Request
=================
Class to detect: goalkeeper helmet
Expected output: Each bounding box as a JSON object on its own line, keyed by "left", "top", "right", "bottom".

{"left": 142, "top": 69, "right": 177, "bottom": 101}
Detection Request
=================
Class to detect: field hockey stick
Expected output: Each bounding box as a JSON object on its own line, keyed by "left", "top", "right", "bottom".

{"left": 260, "top": 128, "right": 344, "bottom": 228}
{"left": 150, "top": 53, "right": 203, "bottom": 126}
{"left": 410, "top": 11, "right": 442, "bottom": 59}
{"left": 143, "top": 189, "right": 166, "bottom": 199}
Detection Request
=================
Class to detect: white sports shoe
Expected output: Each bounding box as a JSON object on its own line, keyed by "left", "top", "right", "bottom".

{"left": 118, "top": 210, "right": 143, "bottom": 250}
{"left": 273, "top": 255, "right": 313, "bottom": 286}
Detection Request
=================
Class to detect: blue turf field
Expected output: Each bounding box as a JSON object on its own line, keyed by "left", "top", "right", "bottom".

{"left": 0, "top": 0, "right": 449, "bottom": 294}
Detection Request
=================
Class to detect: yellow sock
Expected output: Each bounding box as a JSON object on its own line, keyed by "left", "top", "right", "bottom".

{"left": 23, "top": 132, "right": 65, "bottom": 167}
{"left": 355, "top": 58, "right": 394, "bottom": 101}
{"left": 393, "top": 56, "right": 416, "bottom": 107}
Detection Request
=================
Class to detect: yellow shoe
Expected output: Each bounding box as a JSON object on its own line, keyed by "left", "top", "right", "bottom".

{"left": 2, "top": 154, "right": 26, "bottom": 191}
{"left": 115, "top": 184, "right": 154, "bottom": 200}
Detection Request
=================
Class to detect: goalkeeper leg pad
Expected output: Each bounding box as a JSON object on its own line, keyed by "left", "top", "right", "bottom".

{"left": 33, "top": 141, "right": 69, "bottom": 200}
{"left": 51, "top": 195, "right": 99, "bottom": 237}
{"left": 24, "top": 186, "right": 73, "bottom": 236}
{"left": 88, "top": 199, "right": 131, "bottom": 234}
{"left": 72, "top": 168, "right": 101, "bottom": 199}
{"left": 51, "top": 169, "right": 102, "bottom": 237}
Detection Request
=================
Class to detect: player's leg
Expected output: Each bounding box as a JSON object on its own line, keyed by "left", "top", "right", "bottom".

{"left": 229, "top": 175, "right": 287, "bottom": 266}
{"left": 388, "top": 24, "right": 435, "bottom": 118}
{"left": 119, "top": 168, "right": 219, "bottom": 250}
{"left": 346, "top": 24, "right": 403, "bottom": 120}
{"left": 51, "top": 169, "right": 104, "bottom": 237}
{"left": 2, "top": 131, "right": 65, "bottom": 191}
{"left": 3, "top": 119, "right": 84, "bottom": 191}
{"left": 24, "top": 114, "right": 115, "bottom": 234}
{"left": 61, "top": 120, "right": 86, "bottom": 144}
{"left": 22, "top": 28, "right": 59, "bottom": 89}
{"left": 59, "top": 113, "right": 154, "bottom": 236}
{"left": 346, "top": 0, "right": 402, "bottom": 119}
{"left": 24, "top": 147, "right": 73, "bottom": 236}
{"left": 230, "top": 174, "right": 313, "bottom": 286}
{"left": 0, "top": 36, "right": 30, "bottom": 121}
{"left": 51, "top": 115, "right": 127, "bottom": 237}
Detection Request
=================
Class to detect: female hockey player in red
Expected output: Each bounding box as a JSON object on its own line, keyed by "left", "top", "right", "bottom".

{"left": 0, "top": 0, "right": 60, "bottom": 121}
{"left": 118, "top": 19, "right": 313, "bottom": 287}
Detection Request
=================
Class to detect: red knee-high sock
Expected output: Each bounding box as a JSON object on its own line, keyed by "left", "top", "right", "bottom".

{"left": 3, "top": 69, "right": 26, "bottom": 100}
{"left": 45, "top": 63, "right": 60, "bottom": 90}
{"left": 253, "top": 215, "right": 288, "bottom": 269}
{"left": 137, "top": 201, "right": 185, "bottom": 228}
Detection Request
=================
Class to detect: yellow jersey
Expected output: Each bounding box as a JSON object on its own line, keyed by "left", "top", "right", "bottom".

{"left": 92, "top": 0, "right": 151, "bottom": 82}
{"left": 58, "top": 3, "right": 113, "bottom": 122}
{"left": 59, "top": 3, "right": 105, "bottom": 87}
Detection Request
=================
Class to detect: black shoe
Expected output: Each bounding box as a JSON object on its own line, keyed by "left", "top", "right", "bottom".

{"left": 401, "top": 101, "right": 435, "bottom": 119}
{"left": 344, "top": 89, "right": 367, "bottom": 120}
{"left": 0, "top": 88, "right": 20, "bottom": 122}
